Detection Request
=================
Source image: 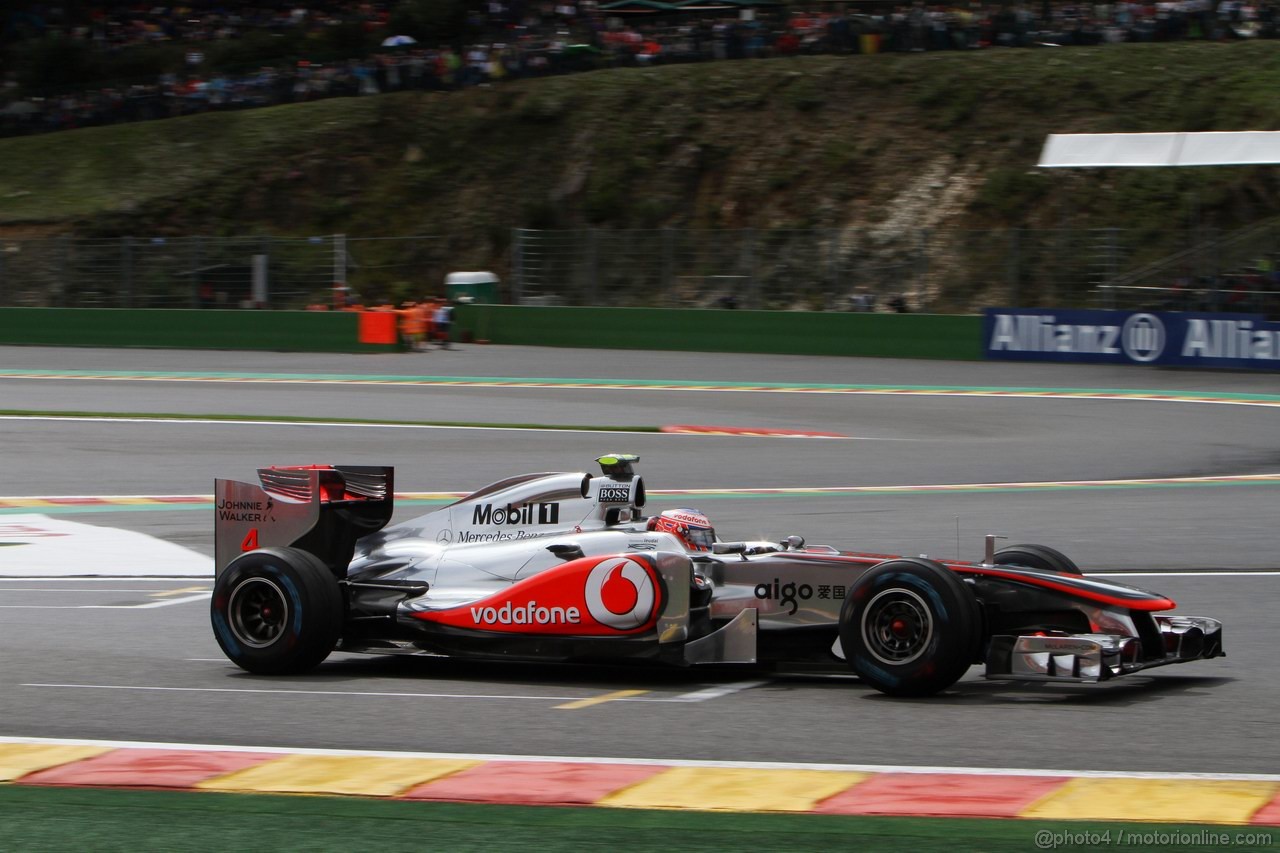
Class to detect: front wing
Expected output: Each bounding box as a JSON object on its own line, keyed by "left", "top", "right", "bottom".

{"left": 985, "top": 616, "right": 1225, "bottom": 683}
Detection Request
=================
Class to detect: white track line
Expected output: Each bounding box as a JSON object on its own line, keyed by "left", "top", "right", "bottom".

{"left": 1, "top": 734, "right": 1277, "bottom": 782}
{"left": 174, "top": 665, "right": 767, "bottom": 701}
{"left": 0, "top": 416, "right": 664, "bottom": 438}
{"left": 20, "top": 684, "right": 610, "bottom": 702}
{"left": 6, "top": 472, "right": 1280, "bottom": 506}
{"left": 1089, "top": 571, "right": 1280, "bottom": 578}
{"left": 0, "top": 576, "right": 209, "bottom": 581}
{"left": 668, "top": 681, "right": 770, "bottom": 703}
{"left": 18, "top": 681, "right": 749, "bottom": 705}
{"left": 0, "top": 584, "right": 183, "bottom": 591}
{"left": 87, "top": 592, "right": 210, "bottom": 609}
{"left": 0, "top": 592, "right": 210, "bottom": 610}
{"left": 8, "top": 469, "right": 1280, "bottom": 505}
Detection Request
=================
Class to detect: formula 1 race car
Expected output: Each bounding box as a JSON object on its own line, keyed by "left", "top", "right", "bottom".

{"left": 211, "top": 455, "right": 1224, "bottom": 696}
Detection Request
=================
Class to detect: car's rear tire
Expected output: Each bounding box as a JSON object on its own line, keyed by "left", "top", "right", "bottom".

{"left": 211, "top": 547, "right": 343, "bottom": 675}
{"left": 993, "top": 543, "right": 1083, "bottom": 575}
{"left": 840, "top": 558, "right": 981, "bottom": 697}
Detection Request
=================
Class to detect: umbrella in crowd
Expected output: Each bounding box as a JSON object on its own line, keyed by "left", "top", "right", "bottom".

{"left": 598, "top": 0, "right": 679, "bottom": 12}
{"left": 381, "top": 35, "right": 418, "bottom": 47}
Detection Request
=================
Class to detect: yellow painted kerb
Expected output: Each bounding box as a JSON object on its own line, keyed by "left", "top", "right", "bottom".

{"left": 0, "top": 744, "right": 111, "bottom": 782}
{"left": 1024, "top": 777, "right": 1280, "bottom": 824}
{"left": 601, "top": 766, "right": 868, "bottom": 812}
{"left": 196, "top": 755, "right": 479, "bottom": 797}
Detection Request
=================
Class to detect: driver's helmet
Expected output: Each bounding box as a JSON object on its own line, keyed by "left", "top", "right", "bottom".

{"left": 647, "top": 508, "right": 715, "bottom": 552}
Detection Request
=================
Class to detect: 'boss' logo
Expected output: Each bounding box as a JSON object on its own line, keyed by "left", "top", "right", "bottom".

{"left": 597, "top": 485, "right": 631, "bottom": 503}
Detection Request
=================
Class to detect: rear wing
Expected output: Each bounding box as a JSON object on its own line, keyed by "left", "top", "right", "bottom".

{"left": 214, "top": 465, "right": 394, "bottom": 577}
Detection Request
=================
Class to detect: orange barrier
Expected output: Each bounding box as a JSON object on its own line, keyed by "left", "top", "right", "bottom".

{"left": 358, "top": 310, "right": 400, "bottom": 345}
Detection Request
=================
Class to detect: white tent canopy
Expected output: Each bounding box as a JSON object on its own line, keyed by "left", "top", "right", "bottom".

{"left": 1038, "top": 132, "right": 1280, "bottom": 168}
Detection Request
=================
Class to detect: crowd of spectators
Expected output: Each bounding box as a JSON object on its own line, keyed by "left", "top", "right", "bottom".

{"left": 2, "top": 3, "right": 396, "bottom": 47}
{"left": 3, "top": 1, "right": 1279, "bottom": 137}
{"left": 1158, "top": 256, "right": 1280, "bottom": 316}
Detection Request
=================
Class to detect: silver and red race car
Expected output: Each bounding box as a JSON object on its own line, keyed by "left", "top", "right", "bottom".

{"left": 211, "top": 455, "right": 1224, "bottom": 696}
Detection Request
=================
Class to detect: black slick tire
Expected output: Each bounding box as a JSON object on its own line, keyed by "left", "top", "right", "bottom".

{"left": 840, "top": 558, "right": 981, "bottom": 697}
{"left": 993, "top": 543, "right": 1083, "bottom": 575}
{"left": 211, "top": 547, "right": 343, "bottom": 675}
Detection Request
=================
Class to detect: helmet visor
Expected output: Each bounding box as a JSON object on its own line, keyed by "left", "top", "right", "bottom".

{"left": 685, "top": 525, "right": 715, "bottom": 550}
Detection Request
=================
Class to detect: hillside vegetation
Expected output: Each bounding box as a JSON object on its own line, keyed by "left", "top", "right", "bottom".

{"left": 2, "top": 41, "right": 1280, "bottom": 305}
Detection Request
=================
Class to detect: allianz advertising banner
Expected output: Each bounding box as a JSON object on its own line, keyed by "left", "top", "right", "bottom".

{"left": 983, "top": 309, "right": 1280, "bottom": 370}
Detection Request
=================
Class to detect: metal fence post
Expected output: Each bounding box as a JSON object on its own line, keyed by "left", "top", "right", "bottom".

{"left": 586, "top": 228, "right": 597, "bottom": 305}
{"left": 917, "top": 229, "right": 931, "bottom": 309}
{"left": 0, "top": 241, "right": 6, "bottom": 306}
{"left": 825, "top": 228, "right": 836, "bottom": 304}
{"left": 511, "top": 228, "right": 524, "bottom": 304}
{"left": 122, "top": 236, "right": 133, "bottom": 307}
{"left": 261, "top": 236, "right": 271, "bottom": 309}
{"left": 662, "top": 227, "right": 674, "bottom": 303}
{"left": 1107, "top": 228, "right": 1118, "bottom": 299}
{"left": 333, "top": 233, "right": 347, "bottom": 308}
{"left": 252, "top": 252, "right": 269, "bottom": 307}
{"left": 59, "top": 235, "right": 71, "bottom": 306}
{"left": 1007, "top": 228, "right": 1021, "bottom": 306}
{"left": 743, "top": 228, "right": 757, "bottom": 309}
{"left": 1211, "top": 227, "right": 1222, "bottom": 283}
{"left": 191, "top": 237, "right": 202, "bottom": 308}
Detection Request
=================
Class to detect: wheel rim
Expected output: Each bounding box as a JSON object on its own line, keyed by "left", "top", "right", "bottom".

{"left": 861, "top": 588, "right": 933, "bottom": 665}
{"left": 228, "top": 577, "right": 290, "bottom": 649}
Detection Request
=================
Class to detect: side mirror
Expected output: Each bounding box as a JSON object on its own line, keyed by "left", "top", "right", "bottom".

{"left": 547, "top": 543, "right": 585, "bottom": 562}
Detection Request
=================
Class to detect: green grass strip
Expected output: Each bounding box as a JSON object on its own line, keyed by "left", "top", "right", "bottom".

{"left": 0, "top": 410, "right": 659, "bottom": 433}
{"left": 1, "top": 786, "right": 1273, "bottom": 852}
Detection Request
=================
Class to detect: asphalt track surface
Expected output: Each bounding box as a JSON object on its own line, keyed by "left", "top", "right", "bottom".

{"left": 1, "top": 345, "right": 1278, "bottom": 775}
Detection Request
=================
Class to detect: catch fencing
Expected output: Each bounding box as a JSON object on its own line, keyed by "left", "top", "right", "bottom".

{"left": 0, "top": 235, "right": 448, "bottom": 309}
{"left": 3, "top": 225, "right": 1278, "bottom": 314}
{"left": 512, "top": 225, "right": 1280, "bottom": 315}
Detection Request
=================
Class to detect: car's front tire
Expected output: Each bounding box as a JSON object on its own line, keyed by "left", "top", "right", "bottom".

{"left": 840, "top": 559, "right": 981, "bottom": 697}
{"left": 993, "top": 543, "right": 1083, "bottom": 575}
{"left": 211, "top": 547, "right": 343, "bottom": 675}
